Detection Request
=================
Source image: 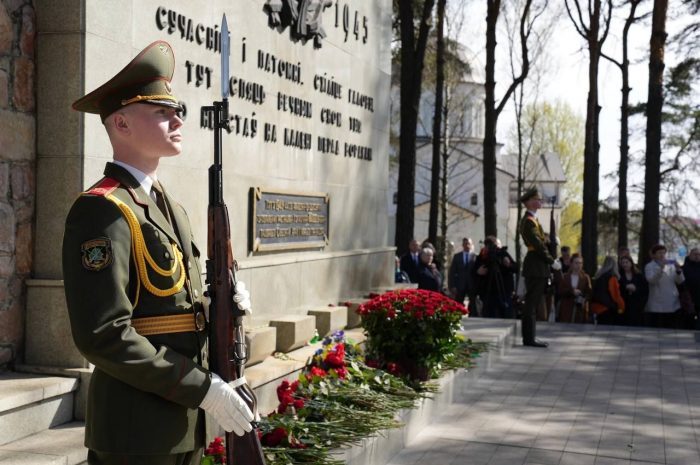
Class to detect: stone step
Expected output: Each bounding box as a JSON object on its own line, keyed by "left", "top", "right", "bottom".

{"left": 0, "top": 421, "right": 87, "bottom": 465}
{"left": 0, "top": 372, "right": 78, "bottom": 446}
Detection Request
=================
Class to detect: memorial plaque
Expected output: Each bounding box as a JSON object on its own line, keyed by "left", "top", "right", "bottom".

{"left": 252, "top": 188, "right": 329, "bottom": 251}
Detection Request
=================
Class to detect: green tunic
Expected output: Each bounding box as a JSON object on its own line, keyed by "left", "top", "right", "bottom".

{"left": 520, "top": 211, "right": 554, "bottom": 277}
{"left": 62, "top": 162, "right": 210, "bottom": 454}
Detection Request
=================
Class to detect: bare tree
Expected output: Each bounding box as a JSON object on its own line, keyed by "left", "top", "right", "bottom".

{"left": 395, "top": 0, "right": 436, "bottom": 256}
{"left": 638, "top": 0, "right": 668, "bottom": 265}
{"left": 429, "top": 0, "right": 447, "bottom": 247}
{"left": 503, "top": 0, "right": 554, "bottom": 266}
{"left": 483, "top": 0, "right": 543, "bottom": 238}
{"left": 600, "top": 0, "right": 647, "bottom": 251}
{"left": 564, "top": 0, "right": 613, "bottom": 275}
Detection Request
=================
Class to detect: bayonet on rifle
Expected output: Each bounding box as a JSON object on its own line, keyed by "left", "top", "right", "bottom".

{"left": 205, "top": 13, "right": 267, "bottom": 465}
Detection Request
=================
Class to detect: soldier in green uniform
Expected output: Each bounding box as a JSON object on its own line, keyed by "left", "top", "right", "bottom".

{"left": 519, "top": 187, "right": 560, "bottom": 347}
{"left": 63, "top": 41, "right": 254, "bottom": 465}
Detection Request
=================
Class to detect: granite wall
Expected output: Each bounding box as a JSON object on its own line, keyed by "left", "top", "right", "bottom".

{"left": 0, "top": 0, "right": 35, "bottom": 368}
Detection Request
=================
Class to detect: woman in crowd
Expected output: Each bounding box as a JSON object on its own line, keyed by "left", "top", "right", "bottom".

{"left": 644, "top": 244, "right": 684, "bottom": 328}
{"left": 618, "top": 255, "right": 648, "bottom": 326}
{"left": 590, "top": 256, "right": 625, "bottom": 325}
{"left": 416, "top": 247, "right": 442, "bottom": 292}
{"left": 557, "top": 253, "right": 592, "bottom": 323}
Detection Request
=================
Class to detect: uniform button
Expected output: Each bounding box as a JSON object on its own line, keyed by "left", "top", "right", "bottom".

{"left": 194, "top": 289, "right": 199, "bottom": 298}
{"left": 188, "top": 260, "right": 192, "bottom": 269}
{"left": 164, "top": 251, "right": 171, "bottom": 260}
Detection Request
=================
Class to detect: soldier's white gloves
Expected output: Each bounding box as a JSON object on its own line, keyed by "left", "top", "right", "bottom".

{"left": 200, "top": 373, "right": 254, "bottom": 436}
{"left": 233, "top": 281, "right": 252, "bottom": 315}
{"left": 551, "top": 259, "right": 562, "bottom": 271}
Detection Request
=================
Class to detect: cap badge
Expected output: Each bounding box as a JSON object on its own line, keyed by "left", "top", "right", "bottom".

{"left": 164, "top": 81, "right": 172, "bottom": 94}
{"left": 158, "top": 44, "right": 169, "bottom": 55}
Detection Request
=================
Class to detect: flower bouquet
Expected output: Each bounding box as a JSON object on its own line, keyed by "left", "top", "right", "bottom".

{"left": 358, "top": 289, "right": 468, "bottom": 381}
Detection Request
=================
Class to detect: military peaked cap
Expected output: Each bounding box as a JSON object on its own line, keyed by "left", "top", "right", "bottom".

{"left": 519, "top": 186, "right": 542, "bottom": 203}
{"left": 72, "top": 41, "right": 181, "bottom": 121}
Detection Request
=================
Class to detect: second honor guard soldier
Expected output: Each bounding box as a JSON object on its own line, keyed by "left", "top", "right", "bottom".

{"left": 519, "top": 187, "right": 559, "bottom": 347}
{"left": 63, "top": 41, "right": 253, "bottom": 464}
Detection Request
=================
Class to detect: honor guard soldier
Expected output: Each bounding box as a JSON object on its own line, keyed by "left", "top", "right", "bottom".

{"left": 63, "top": 41, "right": 254, "bottom": 465}
{"left": 519, "top": 187, "right": 560, "bottom": 347}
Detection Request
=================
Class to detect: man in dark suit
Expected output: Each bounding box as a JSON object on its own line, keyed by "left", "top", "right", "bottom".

{"left": 449, "top": 237, "right": 476, "bottom": 310}
{"left": 63, "top": 41, "right": 254, "bottom": 464}
{"left": 400, "top": 238, "right": 422, "bottom": 283}
{"left": 519, "top": 187, "right": 560, "bottom": 348}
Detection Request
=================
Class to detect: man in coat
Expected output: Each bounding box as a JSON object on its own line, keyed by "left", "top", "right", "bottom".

{"left": 519, "top": 187, "right": 559, "bottom": 347}
{"left": 400, "top": 238, "right": 422, "bottom": 283}
{"left": 449, "top": 237, "right": 476, "bottom": 311}
{"left": 63, "top": 41, "right": 254, "bottom": 464}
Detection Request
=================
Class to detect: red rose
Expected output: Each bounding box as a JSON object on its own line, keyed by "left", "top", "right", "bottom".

{"left": 293, "top": 398, "right": 305, "bottom": 409}
{"left": 335, "top": 366, "right": 348, "bottom": 379}
{"left": 386, "top": 362, "right": 402, "bottom": 376}
{"left": 325, "top": 343, "right": 346, "bottom": 368}
{"left": 261, "top": 427, "right": 287, "bottom": 447}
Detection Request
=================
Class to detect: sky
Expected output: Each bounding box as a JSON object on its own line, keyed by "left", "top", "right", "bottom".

{"left": 457, "top": 1, "right": 694, "bottom": 210}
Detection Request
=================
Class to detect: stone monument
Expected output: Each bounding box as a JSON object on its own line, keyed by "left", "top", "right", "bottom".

{"left": 26, "top": 0, "right": 393, "bottom": 370}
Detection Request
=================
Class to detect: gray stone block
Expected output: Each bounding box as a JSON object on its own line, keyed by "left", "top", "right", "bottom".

{"left": 245, "top": 326, "right": 277, "bottom": 367}
{"left": 340, "top": 298, "right": 369, "bottom": 329}
{"left": 269, "top": 315, "right": 316, "bottom": 353}
{"left": 307, "top": 306, "right": 347, "bottom": 337}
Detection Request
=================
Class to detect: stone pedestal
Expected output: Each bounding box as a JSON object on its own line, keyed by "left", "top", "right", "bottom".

{"left": 245, "top": 326, "right": 277, "bottom": 367}
{"left": 268, "top": 315, "right": 316, "bottom": 353}
{"left": 307, "top": 306, "right": 347, "bottom": 337}
{"left": 339, "top": 298, "right": 368, "bottom": 329}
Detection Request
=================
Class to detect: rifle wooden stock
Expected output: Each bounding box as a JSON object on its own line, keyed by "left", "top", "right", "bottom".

{"left": 206, "top": 99, "right": 266, "bottom": 465}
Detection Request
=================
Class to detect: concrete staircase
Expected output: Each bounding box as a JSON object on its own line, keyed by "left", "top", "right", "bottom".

{"left": 0, "top": 372, "right": 87, "bottom": 464}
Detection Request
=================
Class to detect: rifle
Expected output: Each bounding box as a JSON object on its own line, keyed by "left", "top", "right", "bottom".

{"left": 548, "top": 196, "right": 558, "bottom": 259}
{"left": 204, "top": 14, "right": 266, "bottom": 465}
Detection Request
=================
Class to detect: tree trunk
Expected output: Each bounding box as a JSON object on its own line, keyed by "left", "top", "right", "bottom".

{"left": 618, "top": 51, "right": 630, "bottom": 250}
{"left": 617, "top": 0, "right": 641, "bottom": 251}
{"left": 395, "top": 0, "right": 436, "bottom": 256}
{"left": 580, "top": 0, "right": 602, "bottom": 277}
{"left": 639, "top": 0, "right": 668, "bottom": 266}
{"left": 429, "top": 0, "right": 447, "bottom": 245}
{"left": 483, "top": 0, "right": 500, "bottom": 238}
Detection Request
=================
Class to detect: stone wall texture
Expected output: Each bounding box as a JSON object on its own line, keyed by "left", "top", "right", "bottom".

{"left": 0, "top": 0, "right": 36, "bottom": 369}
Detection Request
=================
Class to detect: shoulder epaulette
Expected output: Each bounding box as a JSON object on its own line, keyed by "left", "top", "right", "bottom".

{"left": 84, "top": 177, "right": 120, "bottom": 197}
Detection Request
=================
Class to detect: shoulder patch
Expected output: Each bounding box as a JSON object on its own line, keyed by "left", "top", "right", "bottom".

{"left": 81, "top": 237, "right": 113, "bottom": 271}
{"left": 85, "top": 178, "right": 120, "bottom": 197}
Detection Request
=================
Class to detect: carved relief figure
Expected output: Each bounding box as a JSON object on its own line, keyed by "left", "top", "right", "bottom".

{"left": 265, "top": 0, "right": 332, "bottom": 48}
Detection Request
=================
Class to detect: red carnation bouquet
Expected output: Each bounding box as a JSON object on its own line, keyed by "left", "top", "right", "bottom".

{"left": 358, "top": 289, "right": 467, "bottom": 380}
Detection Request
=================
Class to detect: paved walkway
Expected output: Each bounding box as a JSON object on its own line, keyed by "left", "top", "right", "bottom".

{"left": 388, "top": 322, "right": 700, "bottom": 465}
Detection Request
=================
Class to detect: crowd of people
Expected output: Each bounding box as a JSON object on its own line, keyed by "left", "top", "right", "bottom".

{"left": 397, "top": 238, "right": 700, "bottom": 331}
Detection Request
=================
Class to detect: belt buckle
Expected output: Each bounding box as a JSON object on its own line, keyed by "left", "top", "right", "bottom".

{"left": 195, "top": 311, "right": 207, "bottom": 331}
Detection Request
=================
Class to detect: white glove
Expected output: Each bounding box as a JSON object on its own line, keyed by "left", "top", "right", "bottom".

{"left": 200, "top": 373, "right": 254, "bottom": 436}
{"left": 551, "top": 259, "right": 562, "bottom": 271}
{"left": 233, "top": 281, "right": 252, "bottom": 315}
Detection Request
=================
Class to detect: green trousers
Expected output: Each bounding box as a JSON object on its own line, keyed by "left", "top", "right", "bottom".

{"left": 87, "top": 448, "right": 203, "bottom": 465}
{"left": 523, "top": 276, "right": 546, "bottom": 343}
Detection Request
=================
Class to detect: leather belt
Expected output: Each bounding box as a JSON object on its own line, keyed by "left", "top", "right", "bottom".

{"left": 131, "top": 311, "right": 206, "bottom": 336}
